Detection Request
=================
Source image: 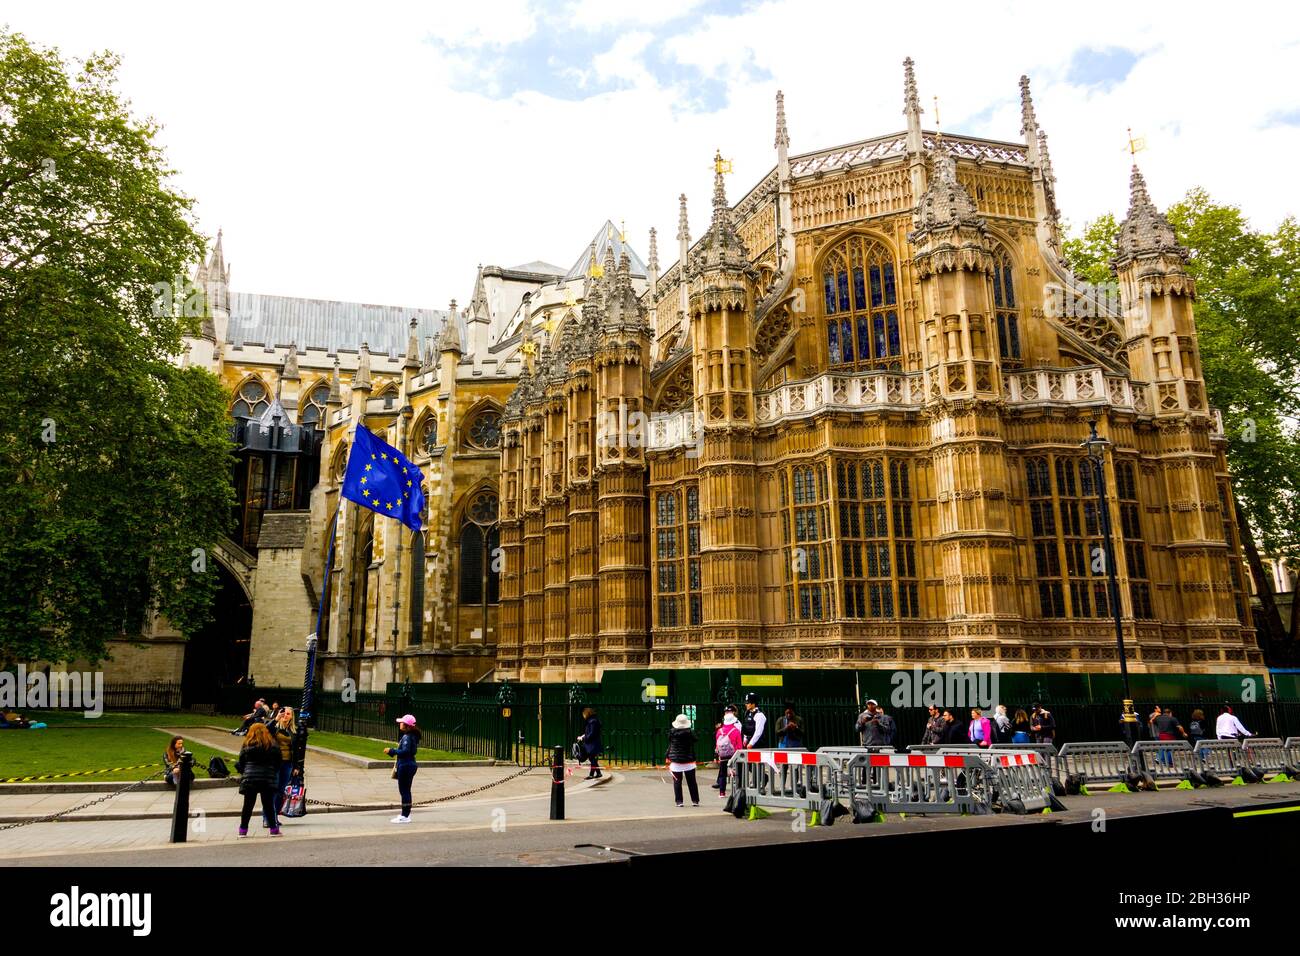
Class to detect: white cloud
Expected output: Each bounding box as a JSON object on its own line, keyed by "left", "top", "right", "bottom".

{"left": 1, "top": 0, "right": 1296, "bottom": 309}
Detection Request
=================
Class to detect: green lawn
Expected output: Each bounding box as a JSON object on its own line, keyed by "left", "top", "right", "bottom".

{"left": 0, "top": 727, "right": 232, "bottom": 783}
{"left": 303, "top": 729, "right": 485, "bottom": 762}
{"left": 31, "top": 710, "right": 226, "bottom": 729}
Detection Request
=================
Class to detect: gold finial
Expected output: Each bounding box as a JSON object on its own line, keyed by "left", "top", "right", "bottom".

{"left": 619, "top": 219, "right": 626, "bottom": 243}
{"left": 933, "top": 95, "right": 942, "bottom": 143}
{"left": 589, "top": 260, "right": 604, "bottom": 279}
{"left": 1126, "top": 127, "right": 1147, "bottom": 155}
{"left": 563, "top": 287, "right": 577, "bottom": 307}
{"left": 521, "top": 340, "right": 536, "bottom": 356}
{"left": 714, "top": 154, "right": 734, "bottom": 175}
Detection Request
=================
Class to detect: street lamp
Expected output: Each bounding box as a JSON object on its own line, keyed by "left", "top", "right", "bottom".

{"left": 1081, "top": 418, "right": 1138, "bottom": 745}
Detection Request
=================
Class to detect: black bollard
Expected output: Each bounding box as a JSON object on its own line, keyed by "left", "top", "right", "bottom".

{"left": 169, "top": 750, "right": 194, "bottom": 844}
{"left": 549, "top": 745, "right": 565, "bottom": 820}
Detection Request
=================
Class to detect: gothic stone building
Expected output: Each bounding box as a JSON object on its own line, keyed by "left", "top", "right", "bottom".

{"left": 154, "top": 59, "right": 1258, "bottom": 698}
{"left": 495, "top": 61, "right": 1260, "bottom": 683}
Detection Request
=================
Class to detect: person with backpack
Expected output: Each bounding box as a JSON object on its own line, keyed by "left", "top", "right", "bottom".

{"left": 1030, "top": 702, "right": 1056, "bottom": 744}
{"left": 713, "top": 707, "right": 743, "bottom": 797}
{"left": 235, "top": 723, "right": 282, "bottom": 837}
{"left": 666, "top": 713, "right": 700, "bottom": 807}
{"left": 1187, "top": 708, "right": 1207, "bottom": 746}
{"left": 384, "top": 715, "right": 421, "bottom": 824}
{"left": 576, "top": 706, "right": 603, "bottom": 779}
{"left": 992, "top": 704, "right": 1014, "bottom": 744}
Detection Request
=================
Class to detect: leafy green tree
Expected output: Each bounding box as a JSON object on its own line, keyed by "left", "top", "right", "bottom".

{"left": 1065, "top": 190, "right": 1300, "bottom": 649}
{"left": 0, "top": 30, "right": 234, "bottom": 664}
{"left": 1061, "top": 213, "right": 1120, "bottom": 288}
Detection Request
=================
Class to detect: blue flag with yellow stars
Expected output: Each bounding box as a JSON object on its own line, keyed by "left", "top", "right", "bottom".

{"left": 340, "top": 426, "right": 426, "bottom": 532}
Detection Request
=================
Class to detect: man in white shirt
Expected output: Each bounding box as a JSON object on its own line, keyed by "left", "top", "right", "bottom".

{"left": 1215, "top": 705, "right": 1251, "bottom": 739}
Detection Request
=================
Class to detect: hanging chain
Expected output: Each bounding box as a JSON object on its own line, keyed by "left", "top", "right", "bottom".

{"left": 0, "top": 769, "right": 169, "bottom": 831}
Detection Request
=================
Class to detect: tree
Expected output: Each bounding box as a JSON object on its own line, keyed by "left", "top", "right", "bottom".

{"left": 1064, "top": 190, "right": 1300, "bottom": 653}
{"left": 0, "top": 30, "right": 234, "bottom": 664}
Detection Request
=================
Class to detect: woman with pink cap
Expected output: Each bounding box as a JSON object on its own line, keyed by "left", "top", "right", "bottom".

{"left": 384, "top": 714, "right": 421, "bottom": 824}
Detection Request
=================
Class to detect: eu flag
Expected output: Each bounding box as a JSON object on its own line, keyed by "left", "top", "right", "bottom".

{"left": 340, "top": 426, "right": 426, "bottom": 532}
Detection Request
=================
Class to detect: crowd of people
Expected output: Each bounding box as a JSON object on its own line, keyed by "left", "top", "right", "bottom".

{"left": 213, "top": 698, "right": 306, "bottom": 837}
{"left": 566, "top": 695, "right": 1265, "bottom": 810}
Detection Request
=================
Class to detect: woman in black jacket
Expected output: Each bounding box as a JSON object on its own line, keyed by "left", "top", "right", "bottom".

{"left": 236, "top": 722, "right": 282, "bottom": 836}
{"left": 666, "top": 714, "right": 700, "bottom": 807}
{"left": 576, "top": 707, "right": 603, "bottom": 780}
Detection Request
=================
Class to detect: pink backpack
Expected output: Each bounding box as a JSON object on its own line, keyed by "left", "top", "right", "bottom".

{"left": 716, "top": 725, "right": 739, "bottom": 759}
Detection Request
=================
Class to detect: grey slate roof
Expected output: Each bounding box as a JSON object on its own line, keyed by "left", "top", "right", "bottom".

{"left": 508, "top": 260, "right": 567, "bottom": 276}
{"left": 226, "top": 291, "right": 459, "bottom": 357}
{"left": 563, "top": 221, "right": 648, "bottom": 280}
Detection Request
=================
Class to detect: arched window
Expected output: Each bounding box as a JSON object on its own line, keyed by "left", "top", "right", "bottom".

{"left": 409, "top": 531, "right": 425, "bottom": 645}
{"left": 300, "top": 383, "right": 330, "bottom": 429}
{"left": 464, "top": 408, "right": 501, "bottom": 450}
{"left": 231, "top": 379, "right": 270, "bottom": 419}
{"left": 655, "top": 491, "right": 681, "bottom": 627}
{"left": 353, "top": 523, "right": 374, "bottom": 651}
{"left": 992, "top": 247, "right": 1022, "bottom": 364}
{"left": 416, "top": 412, "right": 438, "bottom": 455}
{"left": 458, "top": 490, "right": 500, "bottom": 605}
{"left": 782, "top": 463, "right": 833, "bottom": 621}
{"left": 822, "top": 236, "right": 901, "bottom": 370}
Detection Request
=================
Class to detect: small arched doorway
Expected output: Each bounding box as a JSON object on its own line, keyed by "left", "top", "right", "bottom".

{"left": 182, "top": 560, "right": 252, "bottom": 707}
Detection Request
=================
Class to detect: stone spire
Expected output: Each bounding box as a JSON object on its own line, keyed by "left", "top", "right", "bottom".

{"left": 903, "top": 57, "right": 921, "bottom": 115}
{"left": 690, "top": 151, "right": 749, "bottom": 274}
{"left": 647, "top": 226, "right": 659, "bottom": 297}
{"left": 354, "top": 342, "right": 372, "bottom": 391}
{"left": 438, "top": 303, "right": 463, "bottom": 354}
{"left": 1115, "top": 164, "right": 1185, "bottom": 265}
{"left": 281, "top": 342, "right": 300, "bottom": 381}
{"left": 911, "top": 148, "right": 983, "bottom": 238}
{"left": 1037, "top": 129, "right": 1056, "bottom": 186}
{"left": 328, "top": 355, "right": 342, "bottom": 404}
{"left": 405, "top": 316, "right": 421, "bottom": 369}
{"left": 676, "top": 193, "right": 690, "bottom": 244}
{"left": 903, "top": 57, "right": 923, "bottom": 151}
{"left": 1019, "top": 75, "right": 1040, "bottom": 166}
{"left": 774, "top": 89, "right": 790, "bottom": 150}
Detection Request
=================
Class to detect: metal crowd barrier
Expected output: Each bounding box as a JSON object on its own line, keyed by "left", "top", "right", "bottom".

{"left": 1286, "top": 737, "right": 1300, "bottom": 770}
{"left": 1058, "top": 741, "right": 1135, "bottom": 785}
{"left": 1132, "top": 740, "right": 1199, "bottom": 782}
{"left": 845, "top": 751, "right": 996, "bottom": 818}
{"left": 1195, "top": 739, "right": 1246, "bottom": 777}
{"left": 726, "top": 750, "right": 838, "bottom": 823}
{"left": 1240, "top": 737, "right": 1290, "bottom": 777}
{"left": 992, "top": 742, "right": 1060, "bottom": 781}
{"left": 938, "top": 747, "right": 1061, "bottom": 812}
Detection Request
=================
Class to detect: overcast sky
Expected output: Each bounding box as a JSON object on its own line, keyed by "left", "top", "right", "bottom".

{"left": 5, "top": 0, "right": 1298, "bottom": 307}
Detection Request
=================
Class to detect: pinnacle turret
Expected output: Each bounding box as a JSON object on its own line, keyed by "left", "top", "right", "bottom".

{"left": 1115, "top": 164, "right": 1184, "bottom": 264}
{"left": 903, "top": 57, "right": 922, "bottom": 115}
{"left": 354, "top": 342, "right": 372, "bottom": 391}
{"left": 774, "top": 90, "right": 790, "bottom": 150}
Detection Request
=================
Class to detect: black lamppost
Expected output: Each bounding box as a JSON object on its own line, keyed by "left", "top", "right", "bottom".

{"left": 1081, "top": 419, "right": 1139, "bottom": 745}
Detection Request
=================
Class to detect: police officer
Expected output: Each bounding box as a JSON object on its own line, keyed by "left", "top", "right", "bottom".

{"left": 741, "top": 693, "right": 767, "bottom": 749}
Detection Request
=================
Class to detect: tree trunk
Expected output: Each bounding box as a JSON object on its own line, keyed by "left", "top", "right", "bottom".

{"left": 1235, "top": 494, "right": 1286, "bottom": 647}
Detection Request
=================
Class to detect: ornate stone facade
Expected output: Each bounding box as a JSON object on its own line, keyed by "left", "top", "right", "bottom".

{"left": 172, "top": 59, "right": 1258, "bottom": 696}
